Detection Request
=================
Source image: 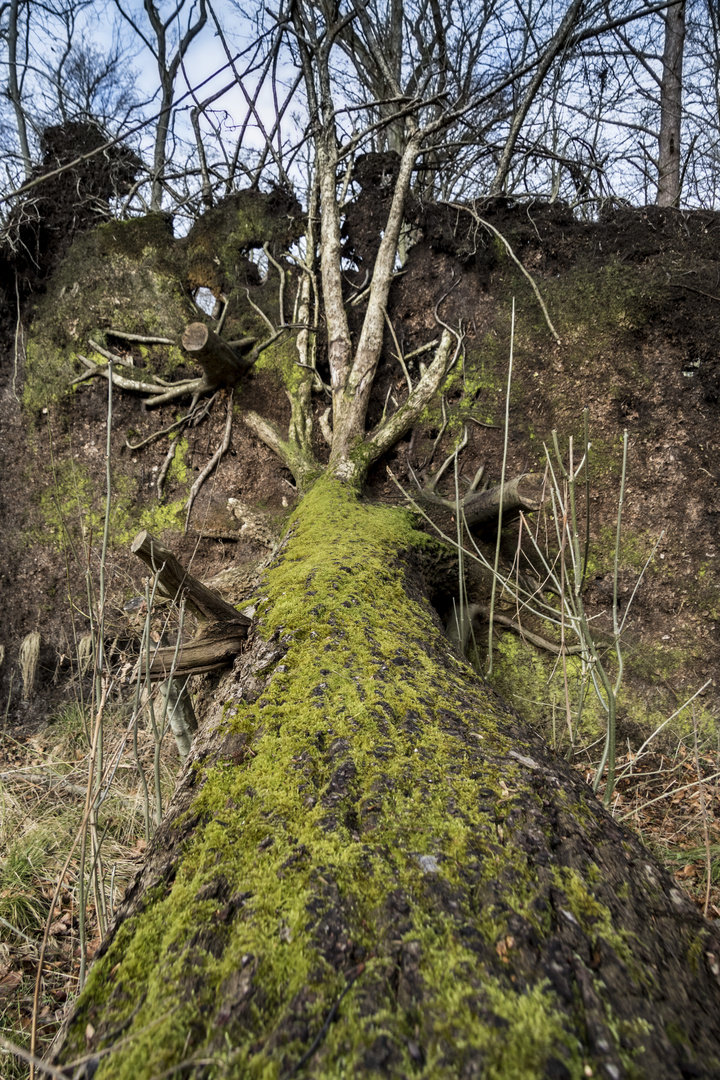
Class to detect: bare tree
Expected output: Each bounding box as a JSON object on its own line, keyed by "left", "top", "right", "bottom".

{"left": 488, "top": 0, "right": 587, "bottom": 195}
{"left": 113, "top": 0, "right": 208, "bottom": 209}
{"left": 4, "top": 0, "right": 32, "bottom": 178}
{"left": 657, "top": 0, "right": 686, "bottom": 204}
{"left": 0, "top": 0, "right": 141, "bottom": 192}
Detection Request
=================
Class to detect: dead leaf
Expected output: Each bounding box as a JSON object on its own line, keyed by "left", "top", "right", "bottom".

{"left": 0, "top": 970, "right": 23, "bottom": 997}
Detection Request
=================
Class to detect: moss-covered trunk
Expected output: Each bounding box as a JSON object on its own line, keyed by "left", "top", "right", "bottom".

{"left": 53, "top": 482, "right": 720, "bottom": 1078}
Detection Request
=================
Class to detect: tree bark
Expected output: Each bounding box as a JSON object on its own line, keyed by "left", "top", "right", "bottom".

{"left": 181, "top": 322, "right": 250, "bottom": 389}
{"left": 53, "top": 483, "right": 720, "bottom": 1077}
{"left": 657, "top": 0, "right": 686, "bottom": 207}
{"left": 7, "top": 0, "right": 32, "bottom": 180}
{"left": 141, "top": 620, "right": 251, "bottom": 680}
{"left": 417, "top": 473, "right": 545, "bottom": 529}
{"left": 157, "top": 678, "right": 198, "bottom": 761}
{"left": 489, "top": 0, "right": 586, "bottom": 197}
{"left": 131, "top": 530, "right": 248, "bottom": 621}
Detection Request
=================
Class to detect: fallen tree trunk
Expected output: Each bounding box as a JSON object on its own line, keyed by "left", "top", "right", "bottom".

{"left": 52, "top": 483, "right": 720, "bottom": 1078}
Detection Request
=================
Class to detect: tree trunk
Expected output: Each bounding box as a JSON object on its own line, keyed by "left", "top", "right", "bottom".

{"left": 489, "top": 0, "right": 586, "bottom": 197}
{"left": 52, "top": 482, "right": 720, "bottom": 1077}
{"left": 7, "top": 0, "right": 32, "bottom": 180}
{"left": 657, "top": 0, "right": 686, "bottom": 207}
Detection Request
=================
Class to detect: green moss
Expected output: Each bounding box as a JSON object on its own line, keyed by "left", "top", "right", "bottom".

{"left": 168, "top": 435, "right": 190, "bottom": 484}
{"left": 687, "top": 934, "right": 703, "bottom": 974}
{"left": 488, "top": 634, "right": 607, "bottom": 752}
{"left": 594, "top": 525, "right": 659, "bottom": 576}
{"left": 97, "top": 213, "right": 176, "bottom": 261}
{"left": 24, "top": 216, "right": 193, "bottom": 412}
{"left": 184, "top": 188, "right": 302, "bottom": 299}
{"left": 417, "top": 256, "right": 657, "bottom": 452}
{"left": 58, "top": 481, "right": 675, "bottom": 1077}
{"left": 253, "top": 330, "right": 301, "bottom": 387}
{"left": 483, "top": 261, "right": 653, "bottom": 372}
{"left": 544, "top": 263, "right": 652, "bottom": 340}
{"left": 552, "top": 867, "right": 637, "bottom": 970}
{"left": 486, "top": 623, "right": 714, "bottom": 757}
{"left": 624, "top": 640, "right": 684, "bottom": 682}
{"left": 29, "top": 457, "right": 185, "bottom": 551}
{"left": 665, "top": 1019, "right": 695, "bottom": 1051}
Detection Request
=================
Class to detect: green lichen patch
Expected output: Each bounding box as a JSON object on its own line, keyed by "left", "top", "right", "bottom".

{"left": 252, "top": 330, "right": 301, "bottom": 389}
{"left": 488, "top": 634, "right": 607, "bottom": 751}
{"left": 28, "top": 456, "right": 186, "bottom": 551}
{"left": 183, "top": 188, "right": 302, "bottom": 298}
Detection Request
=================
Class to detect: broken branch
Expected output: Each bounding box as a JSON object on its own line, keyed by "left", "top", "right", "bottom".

{"left": 131, "top": 529, "right": 244, "bottom": 625}
{"left": 417, "top": 471, "right": 545, "bottom": 528}
{"left": 106, "top": 329, "right": 175, "bottom": 345}
{"left": 141, "top": 620, "right": 251, "bottom": 680}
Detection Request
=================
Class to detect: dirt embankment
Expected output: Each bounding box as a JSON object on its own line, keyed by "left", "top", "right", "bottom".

{"left": 0, "top": 197, "right": 719, "bottom": 756}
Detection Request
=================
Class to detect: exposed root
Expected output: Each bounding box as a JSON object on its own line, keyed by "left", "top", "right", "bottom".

{"left": 156, "top": 440, "right": 177, "bottom": 501}
{"left": 474, "top": 605, "right": 583, "bottom": 656}
{"left": 448, "top": 602, "right": 583, "bottom": 657}
{"left": 184, "top": 391, "right": 234, "bottom": 532}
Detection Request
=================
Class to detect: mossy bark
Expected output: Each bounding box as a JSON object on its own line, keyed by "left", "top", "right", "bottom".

{"left": 52, "top": 481, "right": 720, "bottom": 1079}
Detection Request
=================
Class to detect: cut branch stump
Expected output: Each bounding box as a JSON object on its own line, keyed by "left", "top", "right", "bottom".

{"left": 181, "top": 322, "right": 251, "bottom": 389}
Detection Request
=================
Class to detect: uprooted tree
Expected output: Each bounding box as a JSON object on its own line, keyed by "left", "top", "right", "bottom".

{"left": 45, "top": 4, "right": 720, "bottom": 1078}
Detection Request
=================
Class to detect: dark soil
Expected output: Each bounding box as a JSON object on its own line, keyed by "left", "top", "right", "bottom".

{"left": 378, "top": 201, "right": 720, "bottom": 708}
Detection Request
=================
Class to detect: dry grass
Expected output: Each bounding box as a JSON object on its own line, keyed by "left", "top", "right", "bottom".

{"left": 607, "top": 734, "right": 720, "bottom": 917}
{"left": 0, "top": 697, "right": 179, "bottom": 1079}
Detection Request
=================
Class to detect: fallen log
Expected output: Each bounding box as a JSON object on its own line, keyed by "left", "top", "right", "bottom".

{"left": 131, "top": 530, "right": 252, "bottom": 679}
{"left": 131, "top": 530, "right": 246, "bottom": 624}
{"left": 52, "top": 484, "right": 720, "bottom": 1078}
{"left": 181, "top": 322, "right": 251, "bottom": 389}
{"left": 140, "top": 619, "right": 251, "bottom": 680}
